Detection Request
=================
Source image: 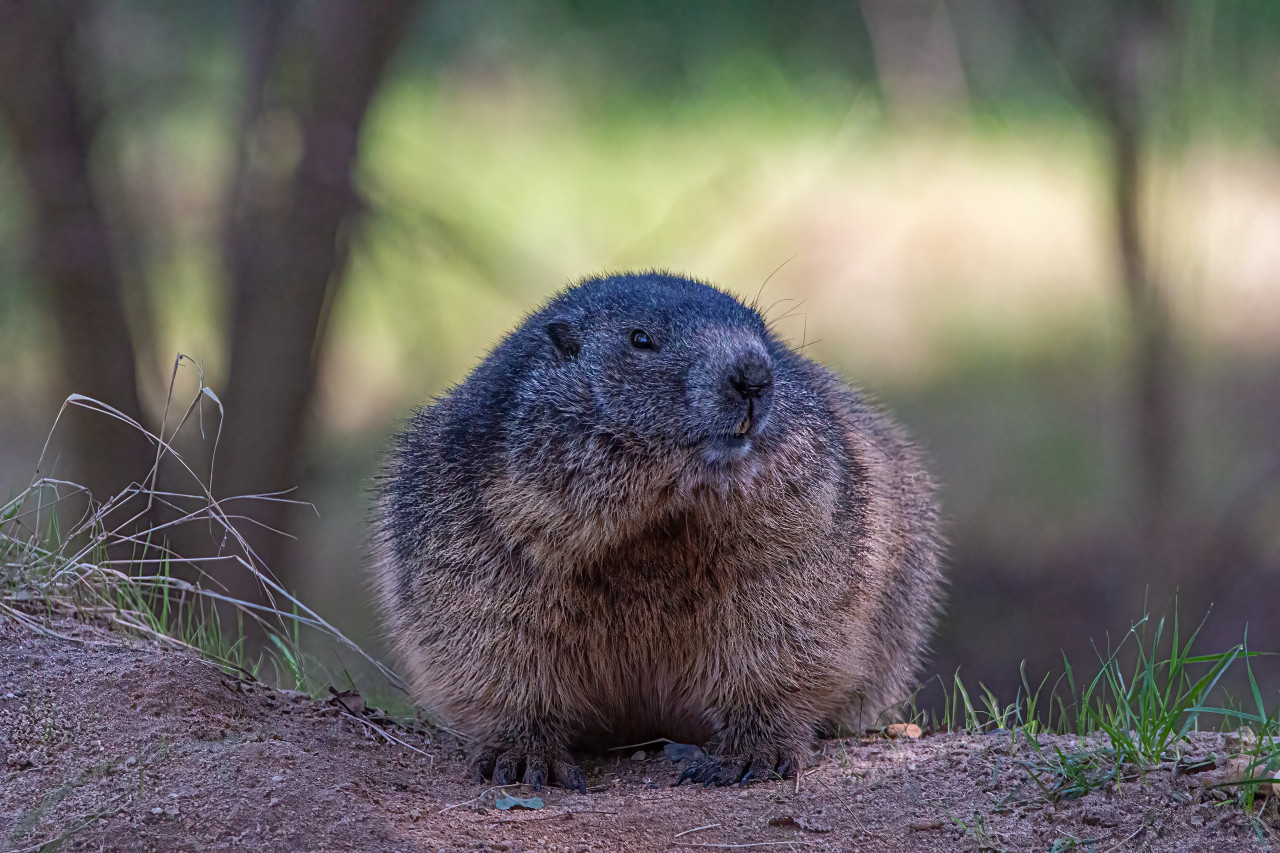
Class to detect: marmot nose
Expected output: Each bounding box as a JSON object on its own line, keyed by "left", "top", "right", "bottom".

{"left": 728, "top": 355, "right": 773, "bottom": 401}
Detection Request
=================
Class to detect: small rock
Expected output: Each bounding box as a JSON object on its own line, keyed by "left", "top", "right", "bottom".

{"left": 150, "top": 807, "right": 163, "bottom": 816}
{"left": 663, "top": 742, "right": 705, "bottom": 762}
{"left": 630, "top": 750, "right": 647, "bottom": 761}
{"left": 769, "top": 815, "right": 832, "bottom": 833}
{"left": 1224, "top": 727, "right": 1257, "bottom": 752}
{"left": 269, "top": 797, "right": 279, "bottom": 806}
{"left": 328, "top": 688, "right": 366, "bottom": 715}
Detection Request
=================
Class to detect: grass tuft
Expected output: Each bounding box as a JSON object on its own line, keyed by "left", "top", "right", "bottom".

{"left": 912, "top": 604, "right": 1279, "bottom": 819}
{"left": 1, "top": 355, "right": 402, "bottom": 699}
{"left": 1078, "top": 609, "right": 1243, "bottom": 768}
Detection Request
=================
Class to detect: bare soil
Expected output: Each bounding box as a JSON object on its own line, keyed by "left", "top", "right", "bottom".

{"left": 1, "top": 620, "right": 1274, "bottom": 852}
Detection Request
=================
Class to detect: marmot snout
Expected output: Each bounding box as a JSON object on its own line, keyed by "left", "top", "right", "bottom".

{"left": 374, "top": 270, "right": 943, "bottom": 791}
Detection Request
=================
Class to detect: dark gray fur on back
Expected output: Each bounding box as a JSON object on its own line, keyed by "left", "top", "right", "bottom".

{"left": 374, "top": 270, "right": 942, "bottom": 790}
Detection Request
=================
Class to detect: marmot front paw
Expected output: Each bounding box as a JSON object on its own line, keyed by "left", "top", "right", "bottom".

{"left": 674, "top": 747, "right": 800, "bottom": 787}
{"left": 472, "top": 739, "right": 586, "bottom": 793}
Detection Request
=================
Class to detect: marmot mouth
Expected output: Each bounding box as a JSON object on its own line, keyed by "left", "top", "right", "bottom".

{"left": 730, "top": 398, "right": 764, "bottom": 438}
{"left": 699, "top": 433, "right": 752, "bottom": 468}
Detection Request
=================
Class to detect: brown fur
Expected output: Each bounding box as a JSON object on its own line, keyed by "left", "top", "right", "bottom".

{"left": 373, "top": 272, "right": 942, "bottom": 790}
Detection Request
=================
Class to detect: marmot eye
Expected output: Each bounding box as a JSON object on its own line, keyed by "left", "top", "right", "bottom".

{"left": 630, "top": 329, "right": 655, "bottom": 350}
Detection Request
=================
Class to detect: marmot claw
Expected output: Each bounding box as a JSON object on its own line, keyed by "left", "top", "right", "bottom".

{"left": 472, "top": 742, "right": 586, "bottom": 793}
{"left": 674, "top": 751, "right": 794, "bottom": 787}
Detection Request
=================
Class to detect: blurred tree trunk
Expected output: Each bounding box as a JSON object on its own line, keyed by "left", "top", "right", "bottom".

{"left": 215, "top": 0, "right": 423, "bottom": 607}
{"left": 0, "top": 0, "right": 422, "bottom": 620}
{"left": 1026, "top": 0, "right": 1178, "bottom": 567}
{"left": 1101, "top": 6, "right": 1177, "bottom": 561}
{"left": 0, "top": 1, "right": 153, "bottom": 506}
{"left": 859, "top": 0, "right": 969, "bottom": 122}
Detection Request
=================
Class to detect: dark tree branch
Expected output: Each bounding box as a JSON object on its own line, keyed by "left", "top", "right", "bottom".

{"left": 0, "top": 0, "right": 152, "bottom": 505}
{"left": 1101, "top": 7, "right": 1177, "bottom": 551}
{"left": 215, "top": 0, "right": 424, "bottom": 604}
{"left": 1024, "top": 0, "right": 1179, "bottom": 562}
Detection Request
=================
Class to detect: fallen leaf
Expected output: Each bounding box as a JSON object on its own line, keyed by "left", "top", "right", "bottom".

{"left": 1175, "top": 756, "right": 1217, "bottom": 775}
{"left": 327, "top": 688, "right": 366, "bottom": 716}
{"left": 495, "top": 794, "right": 544, "bottom": 810}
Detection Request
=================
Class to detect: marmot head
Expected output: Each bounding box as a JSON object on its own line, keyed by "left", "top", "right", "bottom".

{"left": 464, "top": 270, "right": 838, "bottom": 562}
{"left": 535, "top": 271, "right": 779, "bottom": 471}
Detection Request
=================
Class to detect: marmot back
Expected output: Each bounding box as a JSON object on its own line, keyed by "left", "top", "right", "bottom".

{"left": 374, "top": 271, "right": 942, "bottom": 790}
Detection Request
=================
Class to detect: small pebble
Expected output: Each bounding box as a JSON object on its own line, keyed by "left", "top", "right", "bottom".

{"left": 630, "top": 750, "right": 647, "bottom": 761}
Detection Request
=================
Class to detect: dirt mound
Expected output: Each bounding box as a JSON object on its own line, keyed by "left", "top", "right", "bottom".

{"left": 0, "top": 621, "right": 1271, "bottom": 852}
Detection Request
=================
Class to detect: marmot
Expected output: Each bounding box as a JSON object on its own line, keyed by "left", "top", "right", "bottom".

{"left": 374, "top": 271, "right": 942, "bottom": 791}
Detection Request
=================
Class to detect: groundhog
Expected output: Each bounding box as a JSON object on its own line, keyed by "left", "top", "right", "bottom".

{"left": 374, "top": 270, "right": 942, "bottom": 791}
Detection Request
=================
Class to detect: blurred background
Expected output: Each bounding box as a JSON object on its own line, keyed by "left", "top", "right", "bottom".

{"left": 1, "top": 0, "right": 1278, "bottom": 711}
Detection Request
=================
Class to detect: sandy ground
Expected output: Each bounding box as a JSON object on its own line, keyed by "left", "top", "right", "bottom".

{"left": 1, "top": 619, "right": 1275, "bottom": 853}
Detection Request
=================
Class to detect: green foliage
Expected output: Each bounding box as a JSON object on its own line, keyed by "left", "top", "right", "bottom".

{"left": 918, "top": 605, "right": 1279, "bottom": 818}
{"left": 950, "top": 809, "right": 1005, "bottom": 852}
{"left": 1196, "top": 634, "right": 1280, "bottom": 820}
{"left": 4, "top": 487, "right": 306, "bottom": 688}
{"left": 1077, "top": 610, "right": 1244, "bottom": 767}
{"left": 0, "top": 375, "right": 402, "bottom": 701}
{"left": 1017, "top": 740, "right": 1119, "bottom": 804}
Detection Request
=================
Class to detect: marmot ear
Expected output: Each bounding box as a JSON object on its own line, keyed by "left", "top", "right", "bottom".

{"left": 546, "top": 317, "right": 581, "bottom": 361}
